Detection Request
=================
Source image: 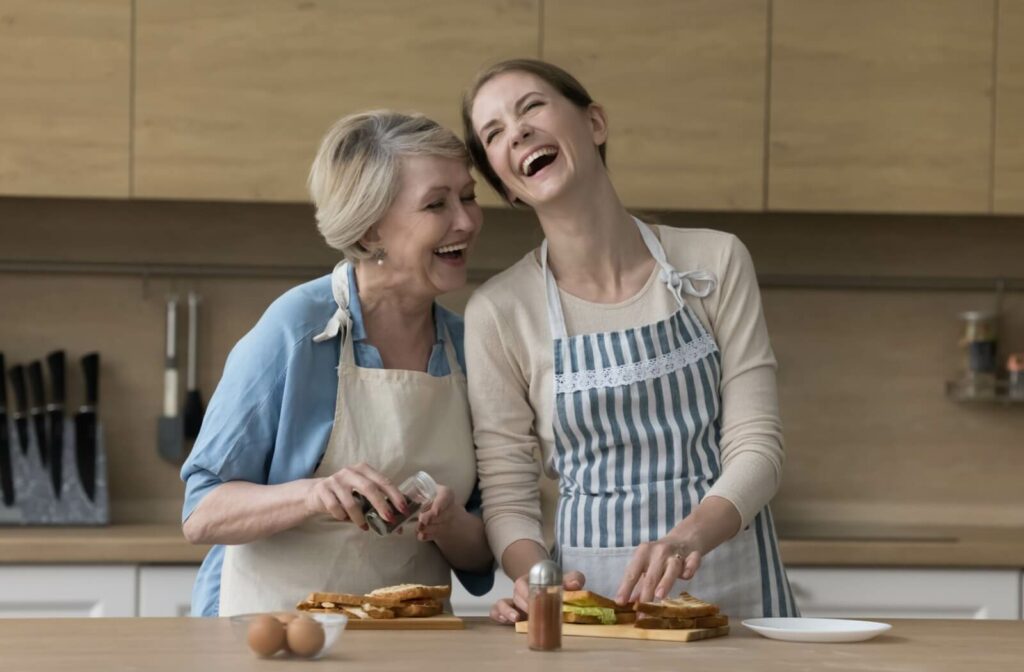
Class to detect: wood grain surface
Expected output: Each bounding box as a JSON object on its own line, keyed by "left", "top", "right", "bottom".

{"left": 0, "top": 618, "right": 1021, "bottom": 671}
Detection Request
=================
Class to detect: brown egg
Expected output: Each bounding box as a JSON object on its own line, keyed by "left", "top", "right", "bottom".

{"left": 286, "top": 616, "right": 326, "bottom": 658}
{"left": 247, "top": 614, "right": 286, "bottom": 658}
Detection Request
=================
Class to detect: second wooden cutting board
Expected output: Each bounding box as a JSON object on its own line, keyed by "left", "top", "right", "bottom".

{"left": 514, "top": 620, "right": 729, "bottom": 642}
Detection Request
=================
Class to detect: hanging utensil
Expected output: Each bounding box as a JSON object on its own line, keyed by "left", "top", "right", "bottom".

{"left": 157, "top": 296, "right": 185, "bottom": 463}
{"left": 183, "top": 292, "right": 205, "bottom": 442}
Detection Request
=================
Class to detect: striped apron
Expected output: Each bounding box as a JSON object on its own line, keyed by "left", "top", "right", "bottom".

{"left": 543, "top": 219, "right": 797, "bottom": 618}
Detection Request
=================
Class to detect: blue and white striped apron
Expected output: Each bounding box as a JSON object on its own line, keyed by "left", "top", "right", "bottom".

{"left": 543, "top": 219, "right": 797, "bottom": 618}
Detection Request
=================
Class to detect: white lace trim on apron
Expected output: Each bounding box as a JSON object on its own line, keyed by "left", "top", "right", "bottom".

{"left": 553, "top": 331, "right": 718, "bottom": 395}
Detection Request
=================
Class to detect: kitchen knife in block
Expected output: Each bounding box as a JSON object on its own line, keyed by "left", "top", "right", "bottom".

{"left": 46, "top": 351, "right": 66, "bottom": 499}
{"left": 26, "top": 361, "right": 49, "bottom": 469}
{"left": 157, "top": 297, "right": 185, "bottom": 463}
{"left": 8, "top": 365, "right": 30, "bottom": 456}
{"left": 0, "top": 353, "right": 14, "bottom": 506}
{"left": 74, "top": 353, "right": 100, "bottom": 502}
{"left": 182, "top": 292, "right": 205, "bottom": 441}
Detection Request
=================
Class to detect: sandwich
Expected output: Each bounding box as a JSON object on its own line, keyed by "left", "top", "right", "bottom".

{"left": 633, "top": 592, "right": 727, "bottom": 630}
{"left": 562, "top": 590, "right": 636, "bottom": 625}
{"left": 297, "top": 583, "right": 450, "bottom": 620}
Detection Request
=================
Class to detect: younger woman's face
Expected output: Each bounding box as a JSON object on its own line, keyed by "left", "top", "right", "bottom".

{"left": 470, "top": 71, "right": 606, "bottom": 207}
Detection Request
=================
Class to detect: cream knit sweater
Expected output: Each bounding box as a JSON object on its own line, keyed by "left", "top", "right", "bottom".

{"left": 465, "top": 226, "right": 784, "bottom": 562}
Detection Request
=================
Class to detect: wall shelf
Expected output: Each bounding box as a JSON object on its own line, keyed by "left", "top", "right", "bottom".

{"left": 946, "top": 380, "right": 1024, "bottom": 405}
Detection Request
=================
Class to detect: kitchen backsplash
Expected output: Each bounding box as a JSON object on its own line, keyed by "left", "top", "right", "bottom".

{"left": 1, "top": 198, "right": 1022, "bottom": 527}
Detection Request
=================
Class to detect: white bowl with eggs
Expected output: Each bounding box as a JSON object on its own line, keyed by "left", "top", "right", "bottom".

{"left": 230, "top": 612, "right": 348, "bottom": 659}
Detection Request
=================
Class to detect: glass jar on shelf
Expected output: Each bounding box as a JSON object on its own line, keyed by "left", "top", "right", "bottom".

{"left": 956, "top": 310, "right": 998, "bottom": 400}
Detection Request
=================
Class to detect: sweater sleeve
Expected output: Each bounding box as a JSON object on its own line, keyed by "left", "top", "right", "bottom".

{"left": 701, "top": 234, "right": 785, "bottom": 530}
{"left": 465, "top": 291, "right": 547, "bottom": 565}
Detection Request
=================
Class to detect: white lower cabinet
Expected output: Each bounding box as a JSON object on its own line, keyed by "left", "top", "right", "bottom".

{"left": 138, "top": 565, "right": 200, "bottom": 617}
{"left": 787, "top": 568, "right": 1022, "bottom": 619}
{"left": 0, "top": 565, "right": 136, "bottom": 618}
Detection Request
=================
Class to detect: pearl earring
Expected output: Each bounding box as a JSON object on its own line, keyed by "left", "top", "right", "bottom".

{"left": 372, "top": 248, "right": 386, "bottom": 266}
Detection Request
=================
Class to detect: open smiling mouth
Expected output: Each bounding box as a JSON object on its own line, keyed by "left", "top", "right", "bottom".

{"left": 433, "top": 242, "right": 468, "bottom": 261}
{"left": 521, "top": 146, "right": 559, "bottom": 177}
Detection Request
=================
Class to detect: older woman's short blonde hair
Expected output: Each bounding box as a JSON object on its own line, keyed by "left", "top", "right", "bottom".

{"left": 308, "top": 110, "right": 469, "bottom": 262}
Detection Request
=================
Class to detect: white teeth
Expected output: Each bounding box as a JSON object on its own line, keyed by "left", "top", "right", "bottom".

{"left": 520, "top": 146, "right": 558, "bottom": 176}
{"left": 434, "top": 242, "right": 468, "bottom": 254}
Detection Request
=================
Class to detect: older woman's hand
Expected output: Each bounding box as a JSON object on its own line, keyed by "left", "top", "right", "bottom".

{"left": 305, "top": 462, "right": 409, "bottom": 531}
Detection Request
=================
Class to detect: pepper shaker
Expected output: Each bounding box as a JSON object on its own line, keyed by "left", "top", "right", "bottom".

{"left": 527, "top": 560, "right": 562, "bottom": 651}
{"left": 360, "top": 470, "right": 437, "bottom": 536}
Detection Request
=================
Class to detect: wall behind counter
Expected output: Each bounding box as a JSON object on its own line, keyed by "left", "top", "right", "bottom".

{"left": 1, "top": 197, "right": 1022, "bottom": 527}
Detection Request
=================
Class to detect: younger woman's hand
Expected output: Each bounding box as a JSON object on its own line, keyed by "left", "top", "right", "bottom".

{"left": 490, "top": 597, "right": 524, "bottom": 625}
{"left": 614, "top": 536, "right": 702, "bottom": 605}
{"left": 415, "top": 485, "right": 458, "bottom": 541}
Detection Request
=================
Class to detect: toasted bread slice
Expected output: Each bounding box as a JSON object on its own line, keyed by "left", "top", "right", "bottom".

{"left": 634, "top": 616, "right": 698, "bottom": 629}
{"left": 302, "top": 591, "right": 402, "bottom": 608}
{"left": 367, "top": 584, "right": 452, "bottom": 602}
{"left": 394, "top": 599, "right": 443, "bottom": 618}
{"left": 695, "top": 614, "right": 729, "bottom": 628}
{"left": 563, "top": 590, "right": 622, "bottom": 610}
{"left": 635, "top": 592, "right": 719, "bottom": 618}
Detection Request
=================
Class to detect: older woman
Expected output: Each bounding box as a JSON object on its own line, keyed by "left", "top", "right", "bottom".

{"left": 181, "top": 111, "right": 493, "bottom": 616}
{"left": 461, "top": 60, "right": 797, "bottom": 621}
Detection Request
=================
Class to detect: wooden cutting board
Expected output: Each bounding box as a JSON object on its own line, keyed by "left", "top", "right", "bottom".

{"left": 346, "top": 613, "right": 464, "bottom": 630}
{"left": 515, "top": 620, "right": 729, "bottom": 642}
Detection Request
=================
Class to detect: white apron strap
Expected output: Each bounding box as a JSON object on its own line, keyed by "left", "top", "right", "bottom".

{"left": 312, "top": 260, "right": 353, "bottom": 344}
{"left": 540, "top": 218, "right": 719, "bottom": 338}
{"left": 633, "top": 217, "right": 717, "bottom": 306}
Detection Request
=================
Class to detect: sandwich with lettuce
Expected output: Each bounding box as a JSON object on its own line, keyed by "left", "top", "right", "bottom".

{"left": 562, "top": 590, "right": 637, "bottom": 625}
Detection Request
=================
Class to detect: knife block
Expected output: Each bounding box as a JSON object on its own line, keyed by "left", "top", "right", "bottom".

{"left": 0, "top": 416, "right": 109, "bottom": 525}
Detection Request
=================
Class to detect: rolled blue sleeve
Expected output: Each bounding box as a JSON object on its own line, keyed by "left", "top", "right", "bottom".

{"left": 180, "top": 316, "right": 289, "bottom": 522}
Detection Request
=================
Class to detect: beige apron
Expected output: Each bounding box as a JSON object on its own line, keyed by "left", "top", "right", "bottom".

{"left": 219, "top": 262, "right": 477, "bottom": 616}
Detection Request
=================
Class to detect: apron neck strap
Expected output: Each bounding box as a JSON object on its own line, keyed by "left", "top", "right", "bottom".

{"left": 312, "top": 260, "right": 354, "bottom": 345}
{"left": 541, "top": 217, "right": 718, "bottom": 338}
{"left": 313, "top": 261, "right": 461, "bottom": 374}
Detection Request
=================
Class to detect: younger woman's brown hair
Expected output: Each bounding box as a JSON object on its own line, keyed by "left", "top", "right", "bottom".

{"left": 461, "top": 59, "right": 607, "bottom": 205}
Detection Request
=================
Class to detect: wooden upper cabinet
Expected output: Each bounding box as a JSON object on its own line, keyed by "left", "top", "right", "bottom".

{"left": 544, "top": 0, "right": 769, "bottom": 211}
{"left": 768, "top": 0, "right": 995, "bottom": 213}
{"left": 133, "top": 0, "right": 538, "bottom": 202}
{"left": 0, "top": 0, "right": 130, "bottom": 198}
{"left": 994, "top": 0, "right": 1024, "bottom": 214}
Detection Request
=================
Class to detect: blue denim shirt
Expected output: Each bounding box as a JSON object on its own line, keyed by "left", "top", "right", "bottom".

{"left": 181, "top": 264, "right": 492, "bottom": 616}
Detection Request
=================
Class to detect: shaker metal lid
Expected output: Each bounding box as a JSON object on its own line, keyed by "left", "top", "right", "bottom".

{"left": 529, "top": 559, "right": 563, "bottom": 586}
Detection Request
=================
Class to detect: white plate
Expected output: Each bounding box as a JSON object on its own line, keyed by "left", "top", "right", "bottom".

{"left": 742, "top": 617, "right": 892, "bottom": 643}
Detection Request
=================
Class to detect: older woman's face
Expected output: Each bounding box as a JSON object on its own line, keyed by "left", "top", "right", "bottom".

{"left": 373, "top": 155, "right": 482, "bottom": 298}
{"left": 471, "top": 70, "right": 606, "bottom": 207}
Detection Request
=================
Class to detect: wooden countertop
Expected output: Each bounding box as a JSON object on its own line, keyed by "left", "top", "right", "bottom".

{"left": 2, "top": 522, "right": 1023, "bottom": 567}
{"left": 0, "top": 617, "right": 1021, "bottom": 671}
{"left": 0, "top": 524, "right": 209, "bottom": 563}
